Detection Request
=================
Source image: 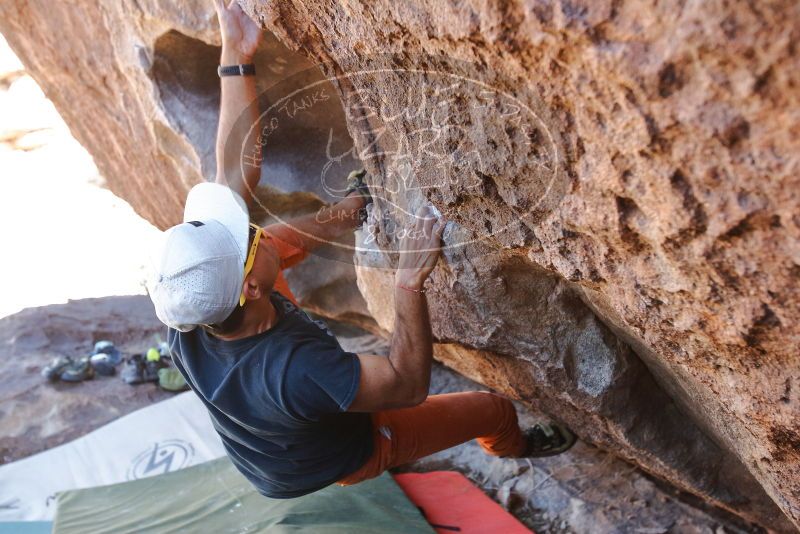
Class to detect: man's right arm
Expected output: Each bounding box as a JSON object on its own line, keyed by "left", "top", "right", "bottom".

{"left": 348, "top": 207, "right": 444, "bottom": 412}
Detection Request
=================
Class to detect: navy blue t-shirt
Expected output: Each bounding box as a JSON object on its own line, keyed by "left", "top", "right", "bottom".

{"left": 168, "top": 291, "right": 373, "bottom": 498}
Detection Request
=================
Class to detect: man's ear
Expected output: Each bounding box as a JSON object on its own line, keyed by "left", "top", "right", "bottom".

{"left": 242, "top": 276, "right": 262, "bottom": 301}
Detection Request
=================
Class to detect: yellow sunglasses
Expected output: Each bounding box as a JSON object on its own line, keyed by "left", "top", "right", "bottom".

{"left": 240, "top": 223, "right": 264, "bottom": 306}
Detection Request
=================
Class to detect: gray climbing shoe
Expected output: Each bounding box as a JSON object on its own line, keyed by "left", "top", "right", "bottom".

{"left": 42, "top": 355, "right": 73, "bottom": 382}
{"left": 59, "top": 356, "right": 95, "bottom": 383}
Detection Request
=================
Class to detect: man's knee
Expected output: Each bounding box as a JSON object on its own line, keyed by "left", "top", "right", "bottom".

{"left": 477, "top": 391, "right": 518, "bottom": 420}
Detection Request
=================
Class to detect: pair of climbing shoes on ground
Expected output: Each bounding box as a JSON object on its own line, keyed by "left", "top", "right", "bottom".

{"left": 120, "top": 350, "right": 164, "bottom": 385}
{"left": 42, "top": 355, "right": 94, "bottom": 382}
{"left": 120, "top": 346, "right": 188, "bottom": 392}
{"left": 42, "top": 340, "right": 123, "bottom": 382}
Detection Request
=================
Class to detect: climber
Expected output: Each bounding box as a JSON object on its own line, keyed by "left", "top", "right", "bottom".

{"left": 145, "top": 0, "right": 576, "bottom": 499}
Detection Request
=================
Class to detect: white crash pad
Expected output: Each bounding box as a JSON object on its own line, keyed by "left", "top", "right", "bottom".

{"left": 0, "top": 392, "right": 224, "bottom": 521}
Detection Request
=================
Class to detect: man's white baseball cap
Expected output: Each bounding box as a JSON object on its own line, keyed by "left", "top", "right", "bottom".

{"left": 146, "top": 183, "right": 250, "bottom": 331}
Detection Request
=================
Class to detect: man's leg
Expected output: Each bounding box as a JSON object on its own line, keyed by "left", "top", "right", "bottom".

{"left": 338, "top": 391, "right": 526, "bottom": 485}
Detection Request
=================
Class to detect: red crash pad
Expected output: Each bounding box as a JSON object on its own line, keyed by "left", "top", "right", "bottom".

{"left": 393, "top": 471, "right": 533, "bottom": 534}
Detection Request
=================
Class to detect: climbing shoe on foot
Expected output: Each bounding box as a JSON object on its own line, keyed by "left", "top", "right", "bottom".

{"left": 59, "top": 356, "right": 94, "bottom": 382}
{"left": 523, "top": 422, "right": 576, "bottom": 457}
{"left": 42, "top": 355, "right": 73, "bottom": 382}
{"left": 344, "top": 168, "right": 372, "bottom": 224}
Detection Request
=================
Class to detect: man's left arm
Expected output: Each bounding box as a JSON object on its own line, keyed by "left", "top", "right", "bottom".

{"left": 213, "top": 0, "right": 263, "bottom": 208}
{"left": 265, "top": 192, "right": 368, "bottom": 253}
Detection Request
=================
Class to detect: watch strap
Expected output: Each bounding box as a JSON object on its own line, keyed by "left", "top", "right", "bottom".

{"left": 217, "top": 64, "right": 256, "bottom": 77}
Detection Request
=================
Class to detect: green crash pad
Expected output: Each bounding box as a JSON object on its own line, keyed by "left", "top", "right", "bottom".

{"left": 52, "top": 458, "right": 434, "bottom": 534}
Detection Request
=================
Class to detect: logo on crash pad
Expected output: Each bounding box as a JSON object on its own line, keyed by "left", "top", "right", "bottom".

{"left": 127, "top": 439, "right": 195, "bottom": 480}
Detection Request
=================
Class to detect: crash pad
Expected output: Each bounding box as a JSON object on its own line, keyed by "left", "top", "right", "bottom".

{"left": 0, "top": 522, "right": 51, "bottom": 534}
{"left": 53, "top": 457, "right": 434, "bottom": 534}
{"left": 393, "top": 471, "right": 532, "bottom": 534}
{"left": 0, "top": 391, "right": 225, "bottom": 521}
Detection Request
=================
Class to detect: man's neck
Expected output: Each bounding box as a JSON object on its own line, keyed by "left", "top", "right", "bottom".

{"left": 215, "top": 294, "right": 278, "bottom": 341}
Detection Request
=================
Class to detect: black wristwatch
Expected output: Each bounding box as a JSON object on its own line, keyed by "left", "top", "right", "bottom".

{"left": 217, "top": 64, "right": 256, "bottom": 77}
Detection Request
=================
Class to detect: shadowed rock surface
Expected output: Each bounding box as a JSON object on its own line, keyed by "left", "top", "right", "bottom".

{"left": 356, "top": 235, "right": 788, "bottom": 530}
{"left": 0, "top": 0, "right": 797, "bottom": 530}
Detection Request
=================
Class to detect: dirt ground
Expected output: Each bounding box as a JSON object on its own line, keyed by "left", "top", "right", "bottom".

{"left": 0, "top": 296, "right": 172, "bottom": 464}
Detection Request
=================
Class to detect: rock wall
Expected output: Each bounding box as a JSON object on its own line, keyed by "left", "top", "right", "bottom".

{"left": 1, "top": 0, "right": 798, "bottom": 530}
{"left": 243, "top": 0, "right": 799, "bottom": 529}
{"left": 356, "top": 228, "right": 790, "bottom": 530}
{"left": 0, "top": 0, "right": 375, "bottom": 329}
